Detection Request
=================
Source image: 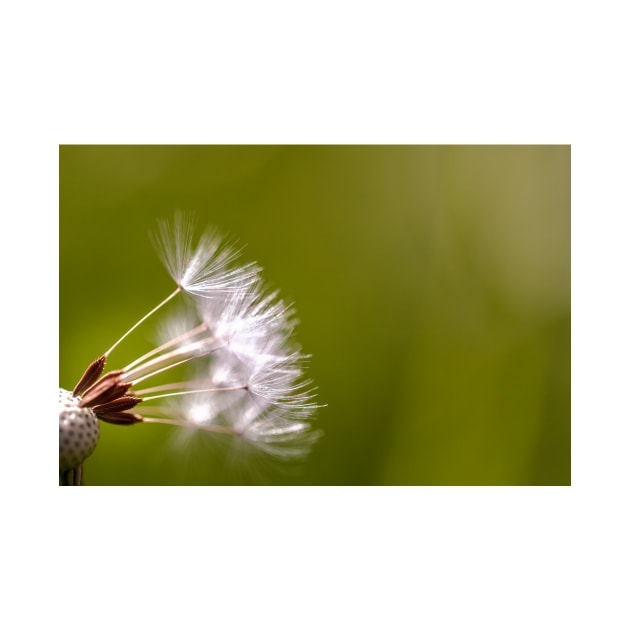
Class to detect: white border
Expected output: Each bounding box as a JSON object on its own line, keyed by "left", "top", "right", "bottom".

{"left": 3, "top": 1, "right": 628, "bottom": 628}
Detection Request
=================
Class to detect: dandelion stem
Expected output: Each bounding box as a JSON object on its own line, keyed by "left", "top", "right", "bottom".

{"left": 122, "top": 322, "right": 208, "bottom": 372}
{"left": 128, "top": 345, "right": 224, "bottom": 386}
{"left": 132, "top": 381, "right": 206, "bottom": 395}
{"left": 105, "top": 287, "right": 182, "bottom": 357}
{"left": 123, "top": 337, "right": 219, "bottom": 382}
{"left": 142, "top": 417, "right": 237, "bottom": 435}
{"left": 129, "top": 356, "right": 202, "bottom": 386}
{"left": 141, "top": 385, "right": 248, "bottom": 402}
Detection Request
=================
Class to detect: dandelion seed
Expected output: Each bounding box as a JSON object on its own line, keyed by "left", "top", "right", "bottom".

{"left": 152, "top": 211, "right": 261, "bottom": 298}
{"left": 59, "top": 214, "right": 322, "bottom": 485}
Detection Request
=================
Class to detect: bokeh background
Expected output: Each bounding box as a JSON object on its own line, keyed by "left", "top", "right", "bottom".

{"left": 59, "top": 145, "right": 570, "bottom": 485}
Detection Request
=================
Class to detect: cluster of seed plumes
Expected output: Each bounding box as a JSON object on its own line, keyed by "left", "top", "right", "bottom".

{"left": 59, "top": 213, "right": 321, "bottom": 485}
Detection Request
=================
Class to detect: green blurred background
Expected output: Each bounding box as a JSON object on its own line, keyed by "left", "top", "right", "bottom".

{"left": 59, "top": 145, "right": 570, "bottom": 485}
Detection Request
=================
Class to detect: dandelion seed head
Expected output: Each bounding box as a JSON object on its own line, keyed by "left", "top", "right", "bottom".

{"left": 61, "top": 213, "right": 322, "bottom": 483}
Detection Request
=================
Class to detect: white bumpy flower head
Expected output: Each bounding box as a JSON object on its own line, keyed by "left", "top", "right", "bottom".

{"left": 59, "top": 212, "right": 322, "bottom": 485}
